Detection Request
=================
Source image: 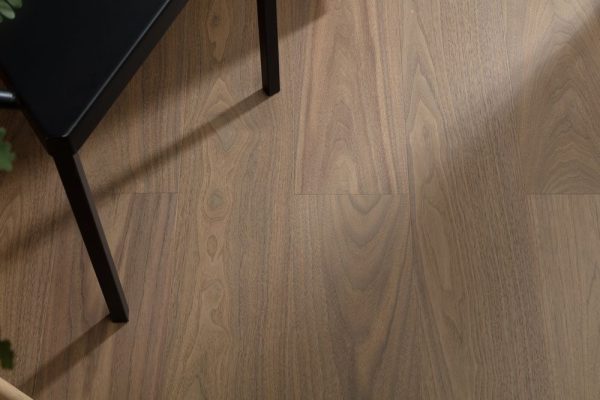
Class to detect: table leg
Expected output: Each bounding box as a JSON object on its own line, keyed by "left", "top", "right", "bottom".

{"left": 53, "top": 153, "right": 129, "bottom": 323}
{"left": 257, "top": 0, "right": 280, "bottom": 95}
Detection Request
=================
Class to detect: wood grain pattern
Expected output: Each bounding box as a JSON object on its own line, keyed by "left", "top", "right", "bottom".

{"left": 290, "top": 195, "right": 418, "bottom": 399}
{"left": 2, "top": 0, "right": 600, "bottom": 398}
{"left": 403, "top": 0, "right": 551, "bottom": 398}
{"left": 83, "top": 24, "right": 188, "bottom": 195}
{"left": 528, "top": 195, "right": 600, "bottom": 400}
{"left": 0, "top": 113, "right": 68, "bottom": 393}
{"left": 1, "top": 188, "right": 177, "bottom": 399}
{"left": 294, "top": 0, "right": 407, "bottom": 195}
{"left": 515, "top": 0, "right": 600, "bottom": 193}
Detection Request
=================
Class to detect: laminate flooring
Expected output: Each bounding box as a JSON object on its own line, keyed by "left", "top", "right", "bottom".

{"left": 2, "top": 0, "right": 600, "bottom": 398}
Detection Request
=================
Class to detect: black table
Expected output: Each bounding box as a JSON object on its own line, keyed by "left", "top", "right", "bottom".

{"left": 0, "top": 0, "right": 280, "bottom": 322}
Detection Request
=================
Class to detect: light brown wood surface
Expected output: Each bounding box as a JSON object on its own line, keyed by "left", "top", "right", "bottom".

{"left": 0, "top": 376, "right": 32, "bottom": 400}
{"left": 528, "top": 196, "right": 600, "bottom": 400}
{"left": 1, "top": 0, "right": 600, "bottom": 398}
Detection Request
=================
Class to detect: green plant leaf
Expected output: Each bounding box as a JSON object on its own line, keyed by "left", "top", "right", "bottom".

{"left": 0, "top": 0, "right": 21, "bottom": 23}
{"left": 0, "top": 0, "right": 16, "bottom": 20}
{"left": 0, "top": 128, "right": 16, "bottom": 172}
{"left": 6, "top": 0, "right": 22, "bottom": 9}
{"left": 0, "top": 340, "right": 14, "bottom": 370}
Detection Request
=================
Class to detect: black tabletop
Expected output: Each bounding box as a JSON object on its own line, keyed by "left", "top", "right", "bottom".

{"left": 0, "top": 0, "right": 173, "bottom": 139}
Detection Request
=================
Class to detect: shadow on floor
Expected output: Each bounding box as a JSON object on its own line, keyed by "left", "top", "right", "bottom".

{"left": 0, "top": 0, "right": 324, "bottom": 259}
{"left": 0, "top": 90, "right": 267, "bottom": 261}
{"left": 19, "top": 318, "right": 123, "bottom": 397}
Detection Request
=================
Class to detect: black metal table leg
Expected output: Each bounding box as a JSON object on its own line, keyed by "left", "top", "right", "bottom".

{"left": 257, "top": 0, "right": 280, "bottom": 96}
{"left": 53, "top": 153, "right": 129, "bottom": 323}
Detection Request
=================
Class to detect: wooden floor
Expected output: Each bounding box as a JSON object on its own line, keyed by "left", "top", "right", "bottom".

{"left": 2, "top": 0, "right": 600, "bottom": 398}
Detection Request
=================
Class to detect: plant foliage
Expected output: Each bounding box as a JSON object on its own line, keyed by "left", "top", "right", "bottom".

{"left": 0, "top": 128, "right": 15, "bottom": 171}
{"left": 0, "top": 0, "right": 22, "bottom": 22}
{"left": 0, "top": 0, "right": 20, "bottom": 370}
{"left": 0, "top": 339, "right": 14, "bottom": 369}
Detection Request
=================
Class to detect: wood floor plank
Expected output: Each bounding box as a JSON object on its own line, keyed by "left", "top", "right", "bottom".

{"left": 514, "top": 0, "right": 600, "bottom": 193}
{"left": 290, "top": 195, "right": 419, "bottom": 399}
{"left": 294, "top": 0, "right": 407, "bottom": 195}
{"left": 82, "top": 10, "right": 190, "bottom": 195}
{"left": 0, "top": 178, "right": 177, "bottom": 399}
{"left": 0, "top": 112, "right": 68, "bottom": 396}
{"left": 27, "top": 193, "right": 176, "bottom": 400}
{"left": 528, "top": 195, "right": 600, "bottom": 400}
{"left": 73, "top": 0, "right": 321, "bottom": 197}
{"left": 159, "top": 87, "right": 280, "bottom": 399}
{"left": 402, "top": 0, "right": 552, "bottom": 398}
{"left": 154, "top": 1, "right": 295, "bottom": 397}
{"left": 3, "top": 0, "right": 600, "bottom": 398}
